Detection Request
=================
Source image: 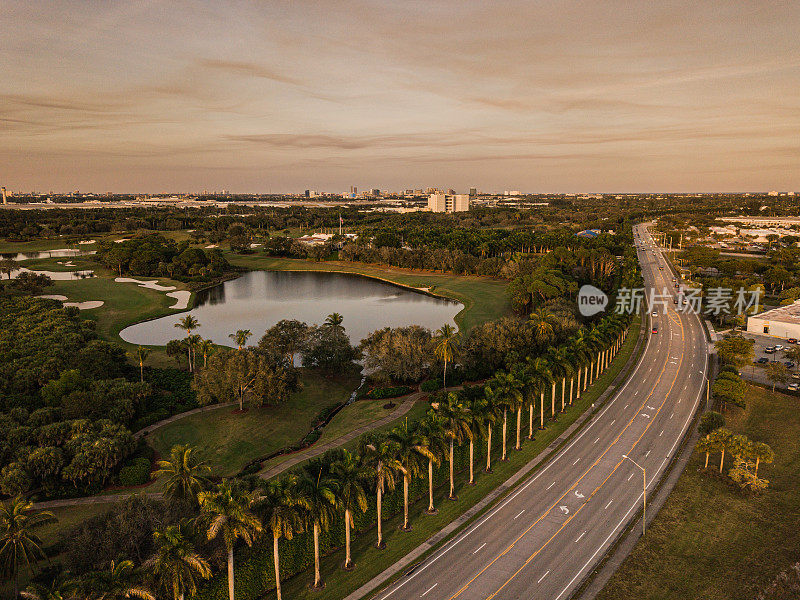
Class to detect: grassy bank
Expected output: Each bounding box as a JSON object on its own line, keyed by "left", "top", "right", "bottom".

{"left": 225, "top": 315, "right": 642, "bottom": 600}
{"left": 147, "top": 371, "right": 361, "bottom": 477}
{"left": 225, "top": 253, "right": 510, "bottom": 331}
{"left": 597, "top": 384, "right": 800, "bottom": 600}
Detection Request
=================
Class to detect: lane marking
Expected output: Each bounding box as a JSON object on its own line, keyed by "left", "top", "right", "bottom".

{"left": 659, "top": 430, "right": 664, "bottom": 437}
{"left": 610, "top": 419, "right": 616, "bottom": 426}
{"left": 645, "top": 450, "right": 651, "bottom": 457}
{"left": 514, "top": 510, "right": 525, "bottom": 520}
{"left": 547, "top": 481, "right": 555, "bottom": 490}
{"left": 594, "top": 437, "right": 600, "bottom": 444}
{"left": 605, "top": 500, "right": 613, "bottom": 510}
{"left": 537, "top": 570, "right": 550, "bottom": 584}
{"left": 421, "top": 584, "right": 438, "bottom": 597}
{"left": 575, "top": 531, "right": 587, "bottom": 543}
{"left": 627, "top": 473, "right": 634, "bottom": 481}
{"left": 473, "top": 543, "right": 486, "bottom": 555}
{"left": 573, "top": 458, "right": 581, "bottom": 465}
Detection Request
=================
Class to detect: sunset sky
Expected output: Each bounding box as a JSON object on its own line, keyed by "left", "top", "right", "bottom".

{"left": 3, "top": 1, "right": 799, "bottom": 193}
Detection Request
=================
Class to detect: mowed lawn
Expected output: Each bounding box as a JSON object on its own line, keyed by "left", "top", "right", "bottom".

{"left": 225, "top": 254, "right": 509, "bottom": 331}
{"left": 147, "top": 371, "right": 361, "bottom": 477}
{"left": 598, "top": 384, "right": 800, "bottom": 600}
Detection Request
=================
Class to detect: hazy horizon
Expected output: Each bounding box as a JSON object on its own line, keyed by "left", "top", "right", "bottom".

{"left": 3, "top": 1, "right": 799, "bottom": 193}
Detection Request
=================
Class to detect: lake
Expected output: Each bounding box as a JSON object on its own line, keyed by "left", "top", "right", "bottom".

{"left": 119, "top": 270, "right": 463, "bottom": 348}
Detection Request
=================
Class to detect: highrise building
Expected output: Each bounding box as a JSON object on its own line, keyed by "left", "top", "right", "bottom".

{"left": 428, "top": 193, "right": 470, "bottom": 213}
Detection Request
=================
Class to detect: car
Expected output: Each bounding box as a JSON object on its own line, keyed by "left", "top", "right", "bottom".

{"left": 792, "top": 372, "right": 800, "bottom": 380}
{"left": 788, "top": 383, "right": 799, "bottom": 392}
{"left": 785, "top": 362, "right": 795, "bottom": 369}
{"left": 651, "top": 311, "right": 658, "bottom": 316}
{"left": 756, "top": 357, "right": 769, "bottom": 364}
{"left": 788, "top": 338, "right": 798, "bottom": 344}
{"left": 651, "top": 327, "right": 658, "bottom": 334}
{"left": 775, "top": 344, "right": 785, "bottom": 352}
{"left": 764, "top": 346, "right": 776, "bottom": 354}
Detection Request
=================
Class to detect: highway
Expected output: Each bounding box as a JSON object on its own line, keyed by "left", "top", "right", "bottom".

{"left": 375, "top": 223, "right": 709, "bottom": 600}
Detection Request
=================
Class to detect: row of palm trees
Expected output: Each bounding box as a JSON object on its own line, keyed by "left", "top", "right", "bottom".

{"left": 3, "top": 314, "right": 629, "bottom": 600}
{"left": 696, "top": 428, "right": 774, "bottom": 475}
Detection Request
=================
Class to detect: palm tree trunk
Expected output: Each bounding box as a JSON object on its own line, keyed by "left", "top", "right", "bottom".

{"left": 551, "top": 382, "right": 556, "bottom": 417}
{"left": 704, "top": 452, "right": 709, "bottom": 469}
{"left": 528, "top": 403, "right": 534, "bottom": 439}
{"left": 449, "top": 440, "right": 455, "bottom": 498}
{"left": 516, "top": 406, "right": 522, "bottom": 450}
{"left": 313, "top": 521, "right": 322, "bottom": 587}
{"left": 486, "top": 424, "right": 492, "bottom": 472}
{"left": 139, "top": 361, "right": 144, "bottom": 383}
{"left": 403, "top": 475, "right": 410, "bottom": 529}
{"left": 576, "top": 369, "right": 581, "bottom": 399}
{"left": 755, "top": 457, "right": 760, "bottom": 477}
{"left": 469, "top": 440, "right": 474, "bottom": 483}
{"left": 569, "top": 377, "right": 574, "bottom": 405}
{"left": 719, "top": 449, "right": 725, "bottom": 473}
{"left": 427, "top": 459, "right": 435, "bottom": 512}
{"left": 227, "top": 547, "right": 235, "bottom": 600}
{"left": 561, "top": 377, "right": 566, "bottom": 411}
{"left": 377, "top": 487, "right": 383, "bottom": 546}
{"left": 274, "top": 533, "right": 282, "bottom": 600}
{"left": 443, "top": 359, "right": 448, "bottom": 389}
{"left": 345, "top": 509, "right": 352, "bottom": 568}
{"left": 502, "top": 408, "right": 508, "bottom": 460}
{"left": 584, "top": 365, "right": 589, "bottom": 390}
{"left": 540, "top": 392, "right": 545, "bottom": 429}
{"left": 187, "top": 333, "right": 192, "bottom": 373}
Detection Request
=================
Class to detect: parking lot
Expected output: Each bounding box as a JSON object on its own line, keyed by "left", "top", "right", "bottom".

{"left": 739, "top": 331, "right": 800, "bottom": 391}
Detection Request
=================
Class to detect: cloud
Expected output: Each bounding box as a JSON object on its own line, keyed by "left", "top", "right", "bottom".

{"left": 197, "top": 59, "right": 302, "bottom": 86}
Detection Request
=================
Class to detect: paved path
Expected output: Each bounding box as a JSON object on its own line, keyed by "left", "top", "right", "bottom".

{"left": 134, "top": 401, "right": 237, "bottom": 438}
{"left": 258, "top": 390, "right": 430, "bottom": 480}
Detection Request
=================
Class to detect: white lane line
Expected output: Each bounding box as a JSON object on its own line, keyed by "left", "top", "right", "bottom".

{"left": 670, "top": 412, "right": 674, "bottom": 419}
{"left": 645, "top": 450, "right": 651, "bottom": 457}
{"left": 647, "top": 405, "right": 656, "bottom": 410}
{"left": 514, "top": 510, "right": 526, "bottom": 520}
{"left": 472, "top": 543, "right": 486, "bottom": 554}
{"left": 659, "top": 430, "right": 664, "bottom": 437}
{"left": 575, "top": 531, "right": 587, "bottom": 543}
{"left": 421, "top": 584, "right": 438, "bottom": 597}
{"left": 547, "top": 481, "right": 555, "bottom": 490}
{"left": 538, "top": 570, "right": 551, "bottom": 584}
{"left": 627, "top": 473, "right": 634, "bottom": 481}
{"left": 605, "top": 500, "right": 613, "bottom": 510}
{"left": 610, "top": 420, "right": 616, "bottom": 426}
{"left": 573, "top": 458, "right": 581, "bottom": 465}
{"left": 624, "top": 404, "right": 629, "bottom": 409}
{"left": 594, "top": 437, "right": 600, "bottom": 444}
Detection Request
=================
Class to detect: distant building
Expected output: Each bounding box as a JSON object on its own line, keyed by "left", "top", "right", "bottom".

{"left": 428, "top": 193, "right": 470, "bottom": 213}
{"left": 469, "top": 187, "right": 477, "bottom": 197}
{"left": 747, "top": 301, "right": 800, "bottom": 339}
{"left": 576, "top": 229, "right": 602, "bottom": 238}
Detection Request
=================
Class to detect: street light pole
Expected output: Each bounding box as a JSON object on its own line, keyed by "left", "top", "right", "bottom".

{"left": 622, "top": 455, "right": 646, "bottom": 536}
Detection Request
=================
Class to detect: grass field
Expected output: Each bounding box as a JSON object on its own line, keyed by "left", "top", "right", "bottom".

{"left": 597, "top": 384, "right": 800, "bottom": 600}
{"left": 0, "top": 238, "right": 98, "bottom": 253}
{"left": 247, "top": 316, "right": 643, "bottom": 600}
{"left": 147, "top": 370, "right": 361, "bottom": 477}
{"left": 17, "top": 255, "right": 99, "bottom": 272}
{"left": 225, "top": 253, "right": 510, "bottom": 331}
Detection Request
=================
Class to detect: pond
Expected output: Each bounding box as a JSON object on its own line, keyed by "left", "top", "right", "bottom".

{"left": 119, "top": 270, "right": 463, "bottom": 348}
{"left": 2, "top": 249, "right": 96, "bottom": 260}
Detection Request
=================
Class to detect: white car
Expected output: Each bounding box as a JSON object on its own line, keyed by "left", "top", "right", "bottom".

{"left": 788, "top": 383, "right": 799, "bottom": 392}
{"left": 775, "top": 344, "right": 785, "bottom": 352}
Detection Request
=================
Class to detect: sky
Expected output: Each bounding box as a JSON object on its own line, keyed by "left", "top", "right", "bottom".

{"left": 2, "top": 0, "right": 799, "bottom": 193}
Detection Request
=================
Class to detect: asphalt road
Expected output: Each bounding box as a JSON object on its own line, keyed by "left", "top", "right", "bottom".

{"left": 375, "top": 224, "right": 709, "bottom": 600}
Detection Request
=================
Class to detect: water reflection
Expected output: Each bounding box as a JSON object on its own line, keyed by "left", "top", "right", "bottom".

{"left": 120, "top": 270, "right": 462, "bottom": 348}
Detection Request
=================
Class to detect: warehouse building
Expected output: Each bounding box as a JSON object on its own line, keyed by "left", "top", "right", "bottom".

{"left": 746, "top": 301, "right": 800, "bottom": 339}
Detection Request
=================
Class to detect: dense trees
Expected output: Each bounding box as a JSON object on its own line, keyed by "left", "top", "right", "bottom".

{"left": 696, "top": 427, "right": 774, "bottom": 491}
{"left": 0, "top": 496, "right": 55, "bottom": 598}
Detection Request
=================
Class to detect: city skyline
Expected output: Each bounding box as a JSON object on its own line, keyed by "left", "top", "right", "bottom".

{"left": 3, "top": 1, "right": 800, "bottom": 192}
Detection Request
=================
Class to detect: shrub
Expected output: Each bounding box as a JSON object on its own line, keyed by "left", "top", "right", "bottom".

{"left": 118, "top": 456, "right": 151, "bottom": 487}
{"left": 421, "top": 378, "right": 443, "bottom": 392}
{"left": 698, "top": 411, "right": 726, "bottom": 436}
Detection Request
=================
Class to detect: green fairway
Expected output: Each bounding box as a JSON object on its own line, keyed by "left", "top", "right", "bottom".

{"left": 597, "top": 384, "right": 800, "bottom": 600}
{"left": 18, "top": 255, "right": 99, "bottom": 272}
{"left": 225, "top": 253, "right": 510, "bottom": 331}
{"left": 147, "top": 371, "right": 361, "bottom": 477}
{"left": 47, "top": 275, "right": 189, "bottom": 342}
{"left": 0, "top": 238, "right": 97, "bottom": 253}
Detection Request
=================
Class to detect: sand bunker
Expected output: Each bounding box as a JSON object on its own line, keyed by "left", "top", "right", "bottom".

{"left": 78, "top": 240, "right": 96, "bottom": 245}
{"left": 39, "top": 294, "right": 68, "bottom": 301}
{"left": 167, "top": 291, "right": 191, "bottom": 309}
{"left": 115, "top": 277, "right": 176, "bottom": 292}
{"left": 37, "top": 295, "right": 104, "bottom": 310}
{"left": 205, "top": 244, "right": 219, "bottom": 248}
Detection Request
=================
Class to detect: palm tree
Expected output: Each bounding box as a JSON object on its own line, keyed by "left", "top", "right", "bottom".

{"left": 528, "top": 307, "right": 560, "bottom": 346}
{"left": 547, "top": 347, "right": 574, "bottom": 415}
{"left": 331, "top": 450, "right": 369, "bottom": 569}
{"left": 0, "top": 496, "right": 56, "bottom": 599}
{"left": 358, "top": 433, "right": 404, "bottom": 548}
{"left": 490, "top": 371, "right": 524, "bottom": 459}
{"left": 477, "top": 392, "right": 500, "bottom": 473}
{"left": 198, "top": 338, "right": 214, "bottom": 368}
{"left": 174, "top": 315, "right": 200, "bottom": 372}
{"left": 324, "top": 313, "right": 344, "bottom": 330}
{"left": 228, "top": 329, "right": 252, "bottom": 351}
{"left": 388, "top": 420, "right": 433, "bottom": 530}
{"left": 0, "top": 258, "right": 20, "bottom": 280}
{"left": 295, "top": 465, "right": 338, "bottom": 587}
{"left": 697, "top": 435, "right": 713, "bottom": 469}
{"left": 153, "top": 444, "right": 211, "bottom": 506}
{"left": 572, "top": 330, "right": 590, "bottom": 393}
{"left": 526, "top": 357, "right": 552, "bottom": 433}
{"left": 83, "top": 560, "right": 154, "bottom": 600}
{"left": 433, "top": 324, "right": 459, "bottom": 389}
{"left": 129, "top": 345, "right": 150, "bottom": 383}
{"left": 418, "top": 413, "right": 446, "bottom": 514}
{"left": 198, "top": 481, "right": 262, "bottom": 600}
{"left": 440, "top": 394, "right": 472, "bottom": 499}
{"left": 465, "top": 396, "right": 489, "bottom": 483}
{"left": 21, "top": 573, "right": 78, "bottom": 600}
{"left": 256, "top": 476, "right": 307, "bottom": 600}
{"left": 144, "top": 521, "right": 211, "bottom": 600}
{"left": 710, "top": 428, "right": 733, "bottom": 473}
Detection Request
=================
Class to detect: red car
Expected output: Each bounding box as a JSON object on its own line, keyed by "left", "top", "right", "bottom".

{"left": 652, "top": 327, "right": 658, "bottom": 334}
{"left": 789, "top": 338, "right": 798, "bottom": 344}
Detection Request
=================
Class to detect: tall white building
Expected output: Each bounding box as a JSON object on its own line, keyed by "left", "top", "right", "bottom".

{"left": 428, "top": 193, "right": 470, "bottom": 213}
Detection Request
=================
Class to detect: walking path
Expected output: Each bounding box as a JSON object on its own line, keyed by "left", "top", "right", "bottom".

{"left": 258, "top": 390, "right": 429, "bottom": 480}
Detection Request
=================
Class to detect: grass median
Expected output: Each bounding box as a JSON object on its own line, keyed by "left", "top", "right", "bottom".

{"left": 597, "top": 383, "right": 800, "bottom": 600}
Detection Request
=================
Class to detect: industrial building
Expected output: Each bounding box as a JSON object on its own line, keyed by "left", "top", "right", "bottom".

{"left": 747, "top": 301, "right": 800, "bottom": 339}
{"left": 427, "top": 193, "right": 470, "bottom": 213}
